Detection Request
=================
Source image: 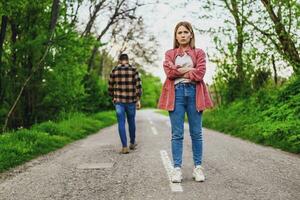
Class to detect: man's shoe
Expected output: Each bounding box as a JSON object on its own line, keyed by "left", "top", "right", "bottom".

{"left": 193, "top": 165, "right": 205, "bottom": 182}
{"left": 121, "top": 147, "right": 129, "bottom": 154}
{"left": 171, "top": 167, "right": 183, "bottom": 183}
{"left": 129, "top": 143, "right": 137, "bottom": 150}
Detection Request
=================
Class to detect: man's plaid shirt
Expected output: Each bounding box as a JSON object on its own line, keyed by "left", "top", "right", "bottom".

{"left": 108, "top": 65, "right": 142, "bottom": 103}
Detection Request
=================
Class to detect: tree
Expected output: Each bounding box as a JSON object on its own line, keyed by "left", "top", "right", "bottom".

{"left": 2, "top": 0, "right": 60, "bottom": 131}
{"left": 260, "top": 0, "right": 300, "bottom": 74}
{"left": 81, "top": 0, "right": 108, "bottom": 37}
{"left": 194, "top": 0, "right": 253, "bottom": 102}
{"left": 0, "top": 0, "right": 161, "bottom": 132}
{"left": 233, "top": 0, "right": 300, "bottom": 74}
{"left": 85, "top": 0, "right": 143, "bottom": 72}
{"left": 109, "top": 16, "right": 159, "bottom": 67}
{"left": 191, "top": 0, "right": 299, "bottom": 103}
{"left": 223, "top": 0, "right": 247, "bottom": 95}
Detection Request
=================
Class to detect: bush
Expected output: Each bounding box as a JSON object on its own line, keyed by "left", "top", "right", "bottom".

{"left": 81, "top": 73, "right": 113, "bottom": 113}
{"left": 140, "top": 71, "right": 162, "bottom": 108}
{"left": 203, "top": 76, "right": 300, "bottom": 153}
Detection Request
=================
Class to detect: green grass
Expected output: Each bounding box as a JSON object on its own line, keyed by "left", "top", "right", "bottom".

{"left": 0, "top": 111, "right": 116, "bottom": 173}
{"left": 156, "top": 110, "right": 168, "bottom": 116}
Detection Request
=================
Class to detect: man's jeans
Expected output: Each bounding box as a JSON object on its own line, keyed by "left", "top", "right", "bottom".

{"left": 169, "top": 83, "right": 203, "bottom": 168}
{"left": 115, "top": 102, "right": 136, "bottom": 147}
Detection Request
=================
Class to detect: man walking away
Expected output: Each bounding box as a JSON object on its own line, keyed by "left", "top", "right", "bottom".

{"left": 108, "top": 54, "right": 142, "bottom": 154}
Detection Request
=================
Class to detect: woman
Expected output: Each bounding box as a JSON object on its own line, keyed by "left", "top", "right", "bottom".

{"left": 158, "top": 21, "right": 213, "bottom": 183}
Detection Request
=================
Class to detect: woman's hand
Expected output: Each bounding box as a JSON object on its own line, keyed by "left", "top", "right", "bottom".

{"left": 183, "top": 73, "right": 190, "bottom": 79}
{"left": 178, "top": 67, "right": 194, "bottom": 74}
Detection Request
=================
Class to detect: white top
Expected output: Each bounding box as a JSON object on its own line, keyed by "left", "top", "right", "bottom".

{"left": 174, "top": 52, "right": 194, "bottom": 85}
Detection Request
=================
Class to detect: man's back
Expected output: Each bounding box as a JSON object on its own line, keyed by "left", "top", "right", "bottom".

{"left": 108, "top": 65, "right": 142, "bottom": 103}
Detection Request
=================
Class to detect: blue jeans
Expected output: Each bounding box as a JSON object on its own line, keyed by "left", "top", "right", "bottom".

{"left": 169, "top": 83, "right": 203, "bottom": 168}
{"left": 115, "top": 102, "right": 136, "bottom": 147}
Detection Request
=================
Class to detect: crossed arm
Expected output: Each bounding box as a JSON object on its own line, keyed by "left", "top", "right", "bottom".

{"left": 163, "top": 50, "right": 206, "bottom": 81}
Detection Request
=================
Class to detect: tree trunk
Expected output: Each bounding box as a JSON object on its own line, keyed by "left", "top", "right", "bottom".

{"left": 87, "top": 17, "right": 116, "bottom": 72}
{"left": 49, "top": 0, "right": 60, "bottom": 32}
{"left": 0, "top": 15, "right": 8, "bottom": 64}
{"left": 0, "top": 15, "right": 8, "bottom": 102}
{"left": 213, "top": 83, "right": 221, "bottom": 105}
{"left": 70, "top": 1, "right": 82, "bottom": 26}
{"left": 81, "top": 0, "right": 107, "bottom": 37}
{"left": 10, "top": 19, "right": 18, "bottom": 75}
{"left": 272, "top": 55, "right": 278, "bottom": 85}
{"left": 231, "top": 0, "right": 245, "bottom": 82}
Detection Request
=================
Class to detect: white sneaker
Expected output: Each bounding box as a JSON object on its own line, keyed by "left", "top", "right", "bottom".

{"left": 193, "top": 165, "right": 205, "bottom": 182}
{"left": 171, "top": 167, "right": 182, "bottom": 183}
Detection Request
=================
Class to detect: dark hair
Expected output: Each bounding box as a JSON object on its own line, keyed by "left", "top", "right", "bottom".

{"left": 119, "top": 53, "right": 129, "bottom": 61}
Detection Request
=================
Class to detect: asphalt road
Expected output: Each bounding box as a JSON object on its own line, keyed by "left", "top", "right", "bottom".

{"left": 1, "top": 109, "right": 300, "bottom": 200}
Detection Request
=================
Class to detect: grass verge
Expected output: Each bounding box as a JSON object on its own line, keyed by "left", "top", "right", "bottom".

{"left": 0, "top": 111, "right": 116, "bottom": 173}
{"left": 157, "top": 104, "right": 300, "bottom": 154}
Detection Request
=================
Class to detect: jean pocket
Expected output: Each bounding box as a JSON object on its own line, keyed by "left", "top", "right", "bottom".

{"left": 175, "top": 84, "right": 182, "bottom": 90}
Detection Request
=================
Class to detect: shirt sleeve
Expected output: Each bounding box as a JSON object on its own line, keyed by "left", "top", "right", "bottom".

{"left": 187, "top": 49, "right": 206, "bottom": 82}
{"left": 135, "top": 70, "right": 142, "bottom": 100}
{"left": 163, "top": 50, "right": 182, "bottom": 80}
{"left": 108, "top": 71, "right": 115, "bottom": 97}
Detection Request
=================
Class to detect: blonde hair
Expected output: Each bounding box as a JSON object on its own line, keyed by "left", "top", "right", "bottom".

{"left": 173, "top": 21, "right": 195, "bottom": 49}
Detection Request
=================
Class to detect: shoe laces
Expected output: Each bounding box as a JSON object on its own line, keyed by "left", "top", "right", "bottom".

{"left": 194, "top": 166, "right": 204, "bottom": 173}
{"left": 172, "top": 167, "right": 181, "bottom": 176}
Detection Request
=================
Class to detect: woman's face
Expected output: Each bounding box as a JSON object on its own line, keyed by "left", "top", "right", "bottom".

{"left": 176, "top": 25, "right": 192, "bottom": 46}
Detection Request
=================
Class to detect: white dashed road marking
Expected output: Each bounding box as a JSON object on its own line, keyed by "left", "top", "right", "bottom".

{"left": 151, "top": 126, "right": 158, "bottom": 135}
{"left": 160, "top": 150, "right": 183, "bottom": 192}
{"left": 77, "top": 163, "right": 114, "bottom": 169}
